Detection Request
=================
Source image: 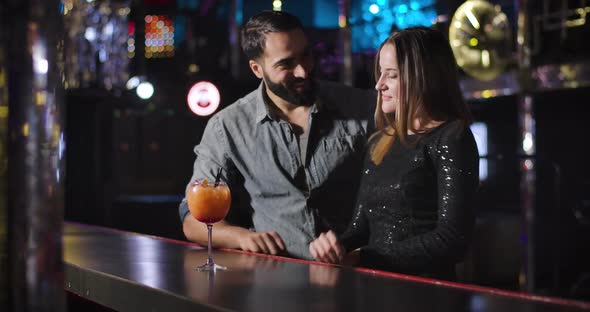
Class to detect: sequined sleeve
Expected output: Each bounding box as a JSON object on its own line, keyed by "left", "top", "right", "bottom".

{"left": 338, "top": 199, "right": 370, "bottom": 251}
{"left": 362, "top": 123, "right": 479, "bottom": 272}
{"left": 338, "top": 150, "right": 371, "bottom": 251}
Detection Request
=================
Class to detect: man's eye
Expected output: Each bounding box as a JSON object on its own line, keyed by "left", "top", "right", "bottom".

{"left": 279, "top": 61, "right": 295, "bottom": 69}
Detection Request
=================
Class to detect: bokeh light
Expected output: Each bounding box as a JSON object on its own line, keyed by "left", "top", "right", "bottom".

{"left": 187, "top": 81, "right": 220, "bottom": 117}
{"left": 137, "top": 81, "right": 154, "bottom": 99}
{"left": 351, "top": 0, "right": 437, "bottom": 52}
{"left": 273, "top": 0, "right": 282, "bottom": 11}
{"left": 144, "top": 15, "right": 175, "bottom": 58}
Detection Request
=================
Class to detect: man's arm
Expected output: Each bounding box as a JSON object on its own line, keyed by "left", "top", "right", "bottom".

{"left": 182, "top": 216, "right": 286, "bottom": 255}
{"left": 179, "top": 114, "right": 286, "bottom": 255}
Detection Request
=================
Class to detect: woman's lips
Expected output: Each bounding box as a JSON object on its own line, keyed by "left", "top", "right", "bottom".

{"left": 382, "top": 95, "right": 393, "bottom": 101}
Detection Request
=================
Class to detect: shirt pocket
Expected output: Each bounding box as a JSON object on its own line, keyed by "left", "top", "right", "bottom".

{"left": 323, "top": 134, "right": 359, "bottom": 155}
{"left": 315, "top": 134, "right": 363, "bottom": 181}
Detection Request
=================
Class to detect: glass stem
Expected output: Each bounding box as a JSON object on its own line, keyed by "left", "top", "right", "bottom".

{"left": 207, "top": 224, "right": 214, "bottom": 266}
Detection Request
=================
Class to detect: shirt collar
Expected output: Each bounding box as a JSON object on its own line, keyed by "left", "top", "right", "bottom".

{"left": 254, "top": 81, "right": 323, "bottom": 124}
{"left": 254, "top": 82, "right": 273, "bottom": 123}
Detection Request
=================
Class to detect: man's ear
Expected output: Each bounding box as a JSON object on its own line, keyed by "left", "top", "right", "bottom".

{"left": 249, "top": 60, "right": 264, "bottom": 79}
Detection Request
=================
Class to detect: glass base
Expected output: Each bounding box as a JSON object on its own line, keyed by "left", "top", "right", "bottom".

{"left": 195, "top": 262, "right": 227, "bottom": 272}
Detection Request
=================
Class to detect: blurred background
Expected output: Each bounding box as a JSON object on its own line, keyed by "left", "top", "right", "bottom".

{"left": 2, "top": 0, "right": 590, "bottom": 303}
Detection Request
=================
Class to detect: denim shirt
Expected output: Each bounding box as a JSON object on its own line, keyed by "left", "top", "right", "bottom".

{"left": 179, "top": 80, "right": 375, "bottom": 259}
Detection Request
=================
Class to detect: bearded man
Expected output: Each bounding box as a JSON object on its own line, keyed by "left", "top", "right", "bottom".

{"left": 178, "top": 10, "right": 374, "bottom": 259}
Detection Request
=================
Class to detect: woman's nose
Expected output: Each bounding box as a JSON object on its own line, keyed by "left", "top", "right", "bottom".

{"left": 375, "top": 76, "right": 386, "bottom": 91}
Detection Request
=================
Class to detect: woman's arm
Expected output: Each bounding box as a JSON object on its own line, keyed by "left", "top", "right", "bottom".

{"left": 363, "top": 123, "right": 479, "bottom": 272}
{"left": 310, "top": 181, "right": 371, "bottom": 263}
{"left": 338, "top": 200, "right": 370, "bottom": 252}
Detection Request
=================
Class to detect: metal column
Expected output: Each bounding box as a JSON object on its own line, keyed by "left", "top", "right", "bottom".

{"left": 1, "top": 0, "right": 66, "bottom": 311}
{"left": 229, "top": 0, "right": 243, "bottom": 79}
{"left": 338, "top": 0, "right": 353, "bottom": 86}
{"left": 516, "top": 0, "right": 536, "bottom": 293}
{"left": 0, "top": 5, "right": 9, "bottom": 308}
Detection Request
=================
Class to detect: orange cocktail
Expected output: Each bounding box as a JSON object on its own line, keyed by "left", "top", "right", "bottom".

{"left": 187, "top": 178, "right": 231, "bottom": 271}
{"left": 187, "top": 179, "right": 231, "bottom": 224}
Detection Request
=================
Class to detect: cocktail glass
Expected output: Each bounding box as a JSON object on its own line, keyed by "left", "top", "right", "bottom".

{"left": 187, "top": 178, "right": 231, "bottom": 271}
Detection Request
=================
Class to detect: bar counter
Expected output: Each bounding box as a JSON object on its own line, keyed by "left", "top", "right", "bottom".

{"left": 63, "top": 223, "right": 590, "bottom": 311}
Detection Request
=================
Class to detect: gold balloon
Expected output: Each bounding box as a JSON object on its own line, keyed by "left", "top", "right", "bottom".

{"left": 449, "top": 0, "right": 512, "bottom": 81}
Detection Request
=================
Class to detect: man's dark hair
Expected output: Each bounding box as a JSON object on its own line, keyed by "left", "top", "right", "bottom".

{"left": 240, "top": 10, "right": 303, "bottom": 60}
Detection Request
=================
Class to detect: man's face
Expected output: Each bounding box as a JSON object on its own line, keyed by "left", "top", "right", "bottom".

{"left": 249, "top": 29, "right": 316, "bottom": 106}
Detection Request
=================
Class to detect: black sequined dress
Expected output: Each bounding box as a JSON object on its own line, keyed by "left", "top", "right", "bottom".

{"left": 339, "top": 120, "right": 479, "bottom": 279}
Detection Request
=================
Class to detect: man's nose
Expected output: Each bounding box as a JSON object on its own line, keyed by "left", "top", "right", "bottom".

{"left": 293, "top": 63, "right": 308, "bottom": 79}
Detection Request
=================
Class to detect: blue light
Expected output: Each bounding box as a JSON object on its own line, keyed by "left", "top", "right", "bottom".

{"left": 314, "top": 0, "right": 339, "bottom": 28}
{"left": 398, "top": 4, "right": 408, "bottom": 14}
{"left": 174, "top": 16, "right": 187, "bottom": 47}
{"left": 426, "top": 9, "right": 437, "bottom": 24}
{"left": 236, "top": 0, "right": 243, "bottom": 25}
{"left": 177, "top": 0, "right": 199, "bottom": 9}
{"left": 369, "top": 4, "right": 380, "bottom": 14}
{"left": 384, "top": 12, "right": 394, "bottom": 23}
{"left": 377, "top": 23, "right": 389, "bottom": 33}
{"left": 351, "top": 0, "right": 438, "bottom": 52}
{"left": 397, "top": 16, "right": 407, "bottom": 28}
{"left": 406, "top": 11, "right": 417, "bottom": 25}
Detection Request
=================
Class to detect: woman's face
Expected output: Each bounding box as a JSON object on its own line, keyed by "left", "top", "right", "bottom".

{"left": 375, "top": 43, "right": 400, "bottom": 114}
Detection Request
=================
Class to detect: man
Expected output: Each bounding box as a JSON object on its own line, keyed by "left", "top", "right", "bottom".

{"left": 179, "top": 10, "right": 375, "bottom": 259}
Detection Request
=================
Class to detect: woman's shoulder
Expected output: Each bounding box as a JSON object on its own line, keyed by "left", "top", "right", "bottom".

{"left": 429, "top": 119, "right": 470, "bottom": 138}
{"left": 423, "top": 119, "right": 476, "bottom": 150}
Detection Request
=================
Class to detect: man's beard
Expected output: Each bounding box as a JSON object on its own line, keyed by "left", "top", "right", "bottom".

{"left": 263, "top": 72, "right": 316, "bottom": 106}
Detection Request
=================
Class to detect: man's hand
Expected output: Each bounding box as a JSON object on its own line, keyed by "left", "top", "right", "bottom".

{"left": 238, "top": 231, "right": 286, "bottom": 255}
{"left": 183, "top": 217, "right": 286, "bottom": 255}
{"left": 309, "top": 231, "right": 345, "bottom": 264}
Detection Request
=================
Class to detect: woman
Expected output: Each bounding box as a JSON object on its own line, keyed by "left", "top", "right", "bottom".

{"left": 309, "top": 27, "right": 479, "bottom": 280}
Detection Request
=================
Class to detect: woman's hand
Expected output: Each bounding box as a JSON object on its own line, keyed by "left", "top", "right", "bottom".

{"left": 309, "top": 231, "right": 345, "bottom": 264}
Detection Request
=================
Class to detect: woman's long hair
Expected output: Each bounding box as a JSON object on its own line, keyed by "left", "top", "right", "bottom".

{"left": 371, "top": 27, "right": 472, "bottom": 165}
